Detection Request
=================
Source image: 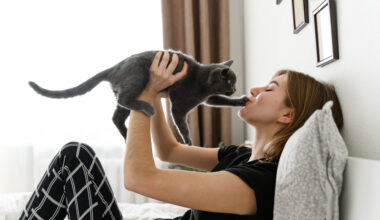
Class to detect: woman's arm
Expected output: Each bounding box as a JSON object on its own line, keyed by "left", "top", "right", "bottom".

{"left": 124, "top": 50, "right": 186, "bottom": 184}
{"left": 124, "top": 100, "right": 257, "bottom": 215}
{"left": 123, "top": 51, "right": 257, "bottom": 215}
{"left": 150, "top": 97, "right": 178, "bottom": 160}
{"left": 151, "top": 97, "right": 219, "bottom": 171}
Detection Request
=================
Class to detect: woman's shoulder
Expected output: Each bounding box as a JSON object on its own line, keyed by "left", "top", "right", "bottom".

{"left": 217, "top": 145, "right": 250, "bottom": 161}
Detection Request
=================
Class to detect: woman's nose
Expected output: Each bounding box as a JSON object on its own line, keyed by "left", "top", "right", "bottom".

{"left": 250, "top": 86, "right": 267, "bottom": 97}
{"left": 250, "top": 87, "right": 260, "bottom": 97}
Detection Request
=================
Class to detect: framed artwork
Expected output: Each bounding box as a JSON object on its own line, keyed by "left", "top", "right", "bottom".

{"left": 277, "top": 0, "right": 283, "bottom": 5}
{"left": 313, "top": 0, "right": 339, "bottom": 67}
{"left": 292, "top": 0, "right": 309, "bottom": 33}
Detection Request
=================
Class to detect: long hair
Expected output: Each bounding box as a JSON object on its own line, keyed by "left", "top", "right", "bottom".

{"left": 244, "top": 69, "right": 344, "bottom": 164}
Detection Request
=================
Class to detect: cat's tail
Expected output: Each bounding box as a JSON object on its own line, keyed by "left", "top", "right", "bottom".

{"left": 28, "top": 68, "right": 112, "bottom": 99}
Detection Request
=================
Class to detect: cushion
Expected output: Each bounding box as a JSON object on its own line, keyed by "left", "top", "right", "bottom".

{"left": 273, "top": 101, "right": 348, "bottom": 220}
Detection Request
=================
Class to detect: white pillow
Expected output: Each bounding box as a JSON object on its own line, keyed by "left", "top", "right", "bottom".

{"left": 273, "top": 101, "right": 348, "bottom": 220}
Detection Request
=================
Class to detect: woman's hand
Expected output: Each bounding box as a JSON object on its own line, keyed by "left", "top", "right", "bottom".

{"left": 140, "top": 51, "right": 188, "bottom": 100}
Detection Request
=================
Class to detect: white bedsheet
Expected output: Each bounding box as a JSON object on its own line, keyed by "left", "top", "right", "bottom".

{"left": 0, "top": 192, "right": 188, "bottom": 220}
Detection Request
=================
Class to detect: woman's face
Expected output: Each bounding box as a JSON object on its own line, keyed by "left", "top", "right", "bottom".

{"left": 239, "top": 74, "right": 292, "bottom": 126}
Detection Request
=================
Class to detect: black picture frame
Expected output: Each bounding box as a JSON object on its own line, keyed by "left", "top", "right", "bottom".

{"left": 313, "top": 0, "right": 339, "bottom": 67}
{"left": 292, "top": 0, "right": 309, "bottom": 34}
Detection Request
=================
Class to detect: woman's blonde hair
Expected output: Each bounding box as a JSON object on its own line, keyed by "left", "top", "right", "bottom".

{"left": 243, "top": 69, "right": 344, "bottom": 164}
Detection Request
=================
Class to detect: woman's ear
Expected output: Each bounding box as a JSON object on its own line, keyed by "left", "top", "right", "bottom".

{"left": 277, "top": 108, "right": 295, "bottom": 124}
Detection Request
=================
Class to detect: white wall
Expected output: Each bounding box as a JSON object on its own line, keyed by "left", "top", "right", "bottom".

{"left": 229, "top": 0, "right": 246, "bottom": 145}
{"left": 242, "top": 0, "right": 380, "bottom": 161}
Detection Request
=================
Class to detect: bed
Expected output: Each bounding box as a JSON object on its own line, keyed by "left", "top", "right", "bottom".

{"left": 0, "top": 192, "right": 188, "bottom": 220}
{"left": 1, "top": 156, "right": 379, "bottom": 220}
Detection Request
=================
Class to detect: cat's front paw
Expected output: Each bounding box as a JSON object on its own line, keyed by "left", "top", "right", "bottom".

{"left": 237, "top": 96, "right": 249, "bottom": 106}
{"left": 184, "top": 137, "right": 192, "bottom": 146}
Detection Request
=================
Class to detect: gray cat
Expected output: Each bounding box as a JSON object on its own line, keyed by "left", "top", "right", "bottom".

{"left": 29, "top": 50, "right": 248, "bottom": 145}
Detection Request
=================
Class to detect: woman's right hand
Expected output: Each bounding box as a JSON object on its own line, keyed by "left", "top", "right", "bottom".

{"left": 144, "top": 51, "right": 187, "bottom": 100}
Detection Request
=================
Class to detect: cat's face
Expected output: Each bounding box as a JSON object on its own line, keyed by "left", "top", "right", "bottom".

{"left": 208, "top": 64, "right": 237, "bottom": 96}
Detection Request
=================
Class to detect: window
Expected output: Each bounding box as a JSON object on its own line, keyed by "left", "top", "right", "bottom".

{"left": 0, "top": 0, "right": 164, "bottom": 194}
{"left": 0, "top": 0, "right": 163, "bottom": 148}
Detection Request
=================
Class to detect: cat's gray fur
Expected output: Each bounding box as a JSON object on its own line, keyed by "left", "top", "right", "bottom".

{"left": 29, "top": 49, "right": 248, "bottom": 145}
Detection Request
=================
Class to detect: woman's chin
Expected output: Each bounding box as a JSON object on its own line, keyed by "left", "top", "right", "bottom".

{"left": 237, "top": 109, "right": 246, "bottom": 121}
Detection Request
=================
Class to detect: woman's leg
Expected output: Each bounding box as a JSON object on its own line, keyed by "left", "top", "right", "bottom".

{"left": 19, "top": 142, "right": 123, "bottom": 220}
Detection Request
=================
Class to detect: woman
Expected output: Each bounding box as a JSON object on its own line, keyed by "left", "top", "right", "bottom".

{"left": 20, "top": 51, "right": 343, "bottom": 220}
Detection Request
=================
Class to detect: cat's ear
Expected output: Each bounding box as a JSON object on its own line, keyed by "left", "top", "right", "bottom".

{"left": 208, "top": 68, "right": 226, "bottom": 84}
{"left": 221, "top": 60, "right": 233, "bottom": 67}
{"left": 220, "top": 68, "right": 229, "bottom": 80}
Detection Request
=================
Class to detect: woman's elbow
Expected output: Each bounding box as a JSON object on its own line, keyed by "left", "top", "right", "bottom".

{"left": 124, "top": 172, "right": 136, "bottom": 191}
{"left": 123, "top": 167, "right": 140, "bottom": 191}
{"left": 124, "top": 167, "right": 156, "bottom": 191}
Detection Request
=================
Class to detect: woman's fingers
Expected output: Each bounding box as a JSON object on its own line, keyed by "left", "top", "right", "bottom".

{"left": 172, "top": 61, "right": 188, "bottom": 84}
{"left": 165, "top": 54, "right": 179, "bottom": 76}
{"left": 157, "top": 51, "right": 170, "bottom": 73}
{"left": 148, "top": 51, "right": 187, "bottom": 91}
{"left": 150, "top": 51, "right": 162, "bottom": 72}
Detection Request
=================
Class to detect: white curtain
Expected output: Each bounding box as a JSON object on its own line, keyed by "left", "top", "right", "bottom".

{"left": 0, "top": 0, "right": 165, "bottom": 203}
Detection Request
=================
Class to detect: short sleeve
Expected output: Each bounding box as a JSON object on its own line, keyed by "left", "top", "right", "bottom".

{"left": 217, "top": 145, "right": 238, "bottom": 162}
{"left": 225, "top": 163, "right": 277, "bottom": 218}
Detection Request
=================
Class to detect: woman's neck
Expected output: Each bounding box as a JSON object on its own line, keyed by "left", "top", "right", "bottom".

{"left": 248, "top": 125, "right": 282, "bottom": 162}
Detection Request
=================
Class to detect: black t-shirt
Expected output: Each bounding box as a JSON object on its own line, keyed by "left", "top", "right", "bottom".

{"left": 157, "top": 145, "right": 278, "bottom": 220}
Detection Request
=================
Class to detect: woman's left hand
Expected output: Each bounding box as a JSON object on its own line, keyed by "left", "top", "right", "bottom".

{"left": 141, "top": 51, "right": 188, "bottom": 99}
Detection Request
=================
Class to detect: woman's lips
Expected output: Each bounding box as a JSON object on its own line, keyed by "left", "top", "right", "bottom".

{"left": 245, "top": 97, "right": 255, "bottom": 106}
{"left": 245, "top": 99, "right": 253, "bottom": 106}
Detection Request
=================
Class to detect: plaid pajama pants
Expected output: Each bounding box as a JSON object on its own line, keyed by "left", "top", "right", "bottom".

{"left": 19, "top": 142, "right": 123, "bottom": 220}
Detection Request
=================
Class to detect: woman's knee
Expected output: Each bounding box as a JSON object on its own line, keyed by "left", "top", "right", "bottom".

{"left": 60, "top": 142, "right": 96, "bottom": 158}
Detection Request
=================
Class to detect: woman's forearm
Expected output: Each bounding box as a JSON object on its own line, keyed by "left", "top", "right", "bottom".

{"left": 151, "top": 98, "right": 178, "bottom": 161}
{"left": 124, "top": 93, "right": 157, "bottom": 188}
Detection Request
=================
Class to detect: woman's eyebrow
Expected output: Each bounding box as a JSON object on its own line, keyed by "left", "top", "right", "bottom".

{"left": 268, "top": 80, "right": 280, "bottom": 87}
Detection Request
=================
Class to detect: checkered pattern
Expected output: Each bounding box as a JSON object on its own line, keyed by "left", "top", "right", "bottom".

{"left": 19, "top": 142, "right": 123, "bottom": 220}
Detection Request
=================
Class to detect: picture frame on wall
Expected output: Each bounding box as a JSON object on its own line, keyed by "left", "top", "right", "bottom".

{"left": 313, "top": 0, "right": 339, "bottom": 67}
{"left": 292, "top": 0, "right": 309, "bottom": 33}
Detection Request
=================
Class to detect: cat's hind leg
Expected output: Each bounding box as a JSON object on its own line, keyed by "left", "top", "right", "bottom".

{"left": 117, "top": 93, "right": 155, "bottom": 116}
{"left": 112, "top": 106, "right": 130, "bottom": 139}
{"left": 171, "top": 109, "right": 192, "bottom": 145}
